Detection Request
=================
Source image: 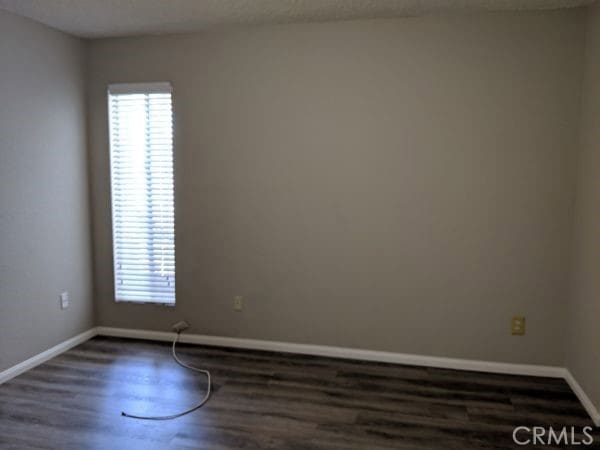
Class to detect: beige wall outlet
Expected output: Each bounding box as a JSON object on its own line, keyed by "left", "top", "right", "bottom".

{"left": 512, "top": 316, "right": 526, "bottom": 335}
{"left": 233, "top": 296, "right": 243, "bottom": 311}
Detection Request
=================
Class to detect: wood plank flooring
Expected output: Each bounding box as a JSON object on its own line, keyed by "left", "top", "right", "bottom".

{"left": 0, "top": 336, "right": 597, "bottom": 449}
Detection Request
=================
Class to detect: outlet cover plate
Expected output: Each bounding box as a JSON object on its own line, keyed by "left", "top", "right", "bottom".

{"left": 511, "top": 316, "right": 525, "bottom": 335}
{"left": 60, "top": 291, "right": 69, "bottom": 310}
{"left": 234, "top": 296, "right": 243, "bottom": 311}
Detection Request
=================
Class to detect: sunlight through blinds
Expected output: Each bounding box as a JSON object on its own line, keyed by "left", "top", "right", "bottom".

{"left": 108, "top": 82, "right": 175, "bottom": 304}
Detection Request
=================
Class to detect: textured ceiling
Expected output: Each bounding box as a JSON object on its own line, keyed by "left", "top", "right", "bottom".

{"left": 0, "top": 0, "right": 595, "bottom": 38}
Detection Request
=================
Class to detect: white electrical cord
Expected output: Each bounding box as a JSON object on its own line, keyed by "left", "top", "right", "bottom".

{"left": 121, "top": 332, "right": 212, "bottom": 420}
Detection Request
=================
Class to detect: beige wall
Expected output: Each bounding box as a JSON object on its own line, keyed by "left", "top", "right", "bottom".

{"left": 87, "top": 10, "right": 585, "bottom": 365}
{"left": 0, "top": 10, "right": 94, "bottom": 371}
{"left": 568, "top": 2, "right": 600, "bottom": 415}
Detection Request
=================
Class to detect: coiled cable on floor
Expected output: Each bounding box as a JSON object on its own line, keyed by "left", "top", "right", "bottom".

{"left": 121, "top": 331, "right": 211, "bottom": 420}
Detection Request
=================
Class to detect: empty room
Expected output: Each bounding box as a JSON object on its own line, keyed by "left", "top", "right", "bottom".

{"left": 1, "top": 0, "right": 600, "bottom": 448}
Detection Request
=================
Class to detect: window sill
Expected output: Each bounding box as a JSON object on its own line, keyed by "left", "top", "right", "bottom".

{"left": 115, "top": 299, "right": 176, "bottom": 307}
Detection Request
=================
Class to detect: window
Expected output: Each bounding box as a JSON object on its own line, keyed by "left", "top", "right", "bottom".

{"left": 108, "top": 82, "right": 175, "bottom": 305}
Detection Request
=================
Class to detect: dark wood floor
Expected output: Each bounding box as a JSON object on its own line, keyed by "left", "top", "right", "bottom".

{"left": 0, "top": 337, "right": 596, "bottom": 449}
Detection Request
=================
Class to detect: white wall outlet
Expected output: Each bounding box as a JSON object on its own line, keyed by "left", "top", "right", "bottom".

{"left": 60, "top": 291, "right": 69, "bottom": 310}
{"left": 233, "top": 296, "right": 243, "bottom": 311}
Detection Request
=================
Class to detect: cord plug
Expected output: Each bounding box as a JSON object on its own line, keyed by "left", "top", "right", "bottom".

{"left": 171, "top": 320, "right": 190, "bottom": 333}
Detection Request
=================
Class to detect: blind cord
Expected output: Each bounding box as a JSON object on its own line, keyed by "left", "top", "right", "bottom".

{"left": 121, "top": 332, "right": 212, "bottom": 420}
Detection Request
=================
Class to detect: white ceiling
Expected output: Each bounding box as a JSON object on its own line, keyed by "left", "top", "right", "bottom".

{"left": 0, "top": 0, "right": 595, "bottom": 39}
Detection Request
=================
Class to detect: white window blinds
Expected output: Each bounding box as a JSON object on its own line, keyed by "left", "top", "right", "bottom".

{"left": 108, "top": 82, "right": 175, "bottom": 304}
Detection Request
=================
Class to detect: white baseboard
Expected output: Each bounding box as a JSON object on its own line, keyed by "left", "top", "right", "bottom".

{"left": 564, "top": 370, "right": 600, "bottom": 427}
{"left": 95, "top": 326, "right": 564, "bottom": 378}
{"left": 2, "top": 325, "right": 598, "bottom": 427}
{"left": 0, "top": 328, "right": 97, "bottom": 384}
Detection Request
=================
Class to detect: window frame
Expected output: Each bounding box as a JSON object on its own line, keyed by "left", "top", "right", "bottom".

{"left": 107, "top": 82, "right": 176, "bottom": 306}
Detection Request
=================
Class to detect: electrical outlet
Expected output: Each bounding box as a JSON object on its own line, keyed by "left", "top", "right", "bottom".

{"left": 512, "top": 316, "right": 525, "bottom": 335}
{"left": 60, "top": 291, "right": 69, "bottom": 310}
{"left": 233, "top": 296, "right": 243, "bottom": 311}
